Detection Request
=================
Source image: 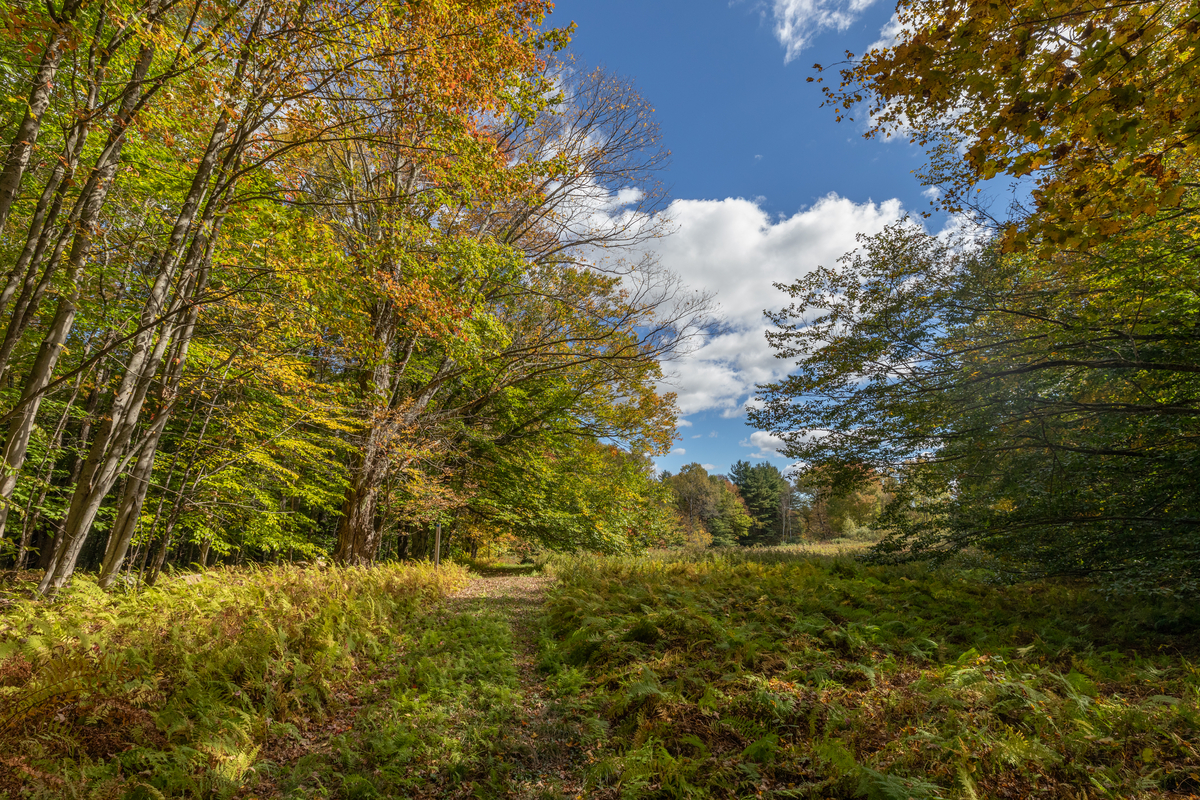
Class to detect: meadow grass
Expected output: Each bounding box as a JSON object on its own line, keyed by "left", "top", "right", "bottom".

{"left": 0, "top": 563, "right": 468, "bottom": 798}
{"left": 538, "top": 550, "right": 1200, "bottom": 799}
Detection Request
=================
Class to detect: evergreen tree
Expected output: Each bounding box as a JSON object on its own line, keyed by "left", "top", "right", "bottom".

{"left": 729, "top": 461, "right": 793, "bottom": 546}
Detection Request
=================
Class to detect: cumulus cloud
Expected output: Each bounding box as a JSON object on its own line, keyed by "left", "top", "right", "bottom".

{"left": 671, "top": 447, "right": 687, "bottom": 455}
{"left": 701, "top": 463, "right": 717, "bottom": 471}
{"left": 741, "top": 430, "right": 787, "bottom": 459}
{"left": 646, "top": 194, "right": 905, "bottom": 416}
{"left": 772, "top": 0, "right": 881, "bottom": 61}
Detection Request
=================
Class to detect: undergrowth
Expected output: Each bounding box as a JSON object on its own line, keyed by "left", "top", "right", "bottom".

{"left": 0, "top": 563, "right": 467, "bottom": 798}
{"left": 539, "top": 551, "right": 1200, "bottom": 799}
{"left": 270, "top": 607, "right": 524, "bottom": 798}
{"left": 266, "top": 569, "right": 605, "bottom": 800}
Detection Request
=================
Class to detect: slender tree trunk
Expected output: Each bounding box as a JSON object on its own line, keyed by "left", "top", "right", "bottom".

{"left": 0, "top": 0, "right": 83, "bottom": 232}
{"left": 95, "top": 412, "right": 170, "bottom": 587}
{"left": 97, "top": 212, "right": 224, "bottom": 588}
{"left": 147, "top": 508, "right": 182, "bottom": 586}
{"left": 0, "top": 43, "right": 156, "bottom": 550}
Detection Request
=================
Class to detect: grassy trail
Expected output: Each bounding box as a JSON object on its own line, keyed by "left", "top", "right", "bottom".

{"left": 449, "top": 568, "right": 590, "bottom": 799}
{"left": 254, "top": 566, "right": 599, "bottom": 800}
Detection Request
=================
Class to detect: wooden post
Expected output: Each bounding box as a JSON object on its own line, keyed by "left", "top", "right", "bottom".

{"left": 434, "top": 523, "right": 441, "bottom": 569}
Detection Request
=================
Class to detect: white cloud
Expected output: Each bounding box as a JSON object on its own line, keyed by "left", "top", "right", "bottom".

{"left": 867, "top": 12, "right": 904, "bottom": 53}
{"left": 647, "top": 193, "right": 905, "bottom": 415}
{"left": 612, "top": 186, "right": 645, "bottom": 208}
{"left": 772, "top": 0, "right": 881, "bottom": 61}
{"left": 740, "top": 430, "right": 787, "bottom": 459}
{"left": 671, "top": 447, "right": 687, "bottom": 455}
{"left": 937, "top": 212, "right": 991, "bottom": 248}
{"left": 691, "top": 434, "right": 703, "bottom": 439}
{"left": 701, "top": 463, "right": 717, "bottom": 471}
{"left": 676, "top": 418, "right": 693, "bottom": 428}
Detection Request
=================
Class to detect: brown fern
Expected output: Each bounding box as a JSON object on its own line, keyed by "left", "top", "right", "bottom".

{"left": 0, "top": 650, "right": 119, "bottom": 734}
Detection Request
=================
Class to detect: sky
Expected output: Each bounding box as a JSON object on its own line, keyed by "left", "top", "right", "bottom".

{"left": 552, "top": 0, "right": 941, "bottom": 477}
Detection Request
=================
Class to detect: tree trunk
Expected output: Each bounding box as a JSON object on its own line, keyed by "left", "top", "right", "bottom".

{"left": 0, "top": 0, "right": 84, "bottom": 232}
{"left": 333, "top": 299, "right": 398, "bottom": 565}
{"left": 40, "top": 102, "right": 240, "bottom": 595}
{"left": 332, "top": 423, "right": 392, "bottom": 565}
{"left": 0, "top": 43, "right": 156, "bottom": 557}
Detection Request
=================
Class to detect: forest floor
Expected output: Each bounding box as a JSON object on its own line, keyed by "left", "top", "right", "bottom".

{"left": 3, "top": 552, "right": 1200, "bottom": 799}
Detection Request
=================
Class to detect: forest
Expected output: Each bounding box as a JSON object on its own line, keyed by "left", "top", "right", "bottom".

{"left": 1, "top": 0, "right": 1198, "bottom": 798}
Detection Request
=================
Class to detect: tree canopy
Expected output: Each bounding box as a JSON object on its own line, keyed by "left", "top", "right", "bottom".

{"left": 757, "top": 0, "right": 1200, "bottom": 591}
{"left": 817, "top": 0, "right": 1200, "bottom": 250}
{"left": 0, "top": 0, "right": 704, "bottom": 593}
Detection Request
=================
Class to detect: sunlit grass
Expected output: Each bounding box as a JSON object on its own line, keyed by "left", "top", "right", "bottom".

{"left": 0, "top": 563, "right": 468, "bottom": 797}
{"left": 538, "top": 551, "right": 1200, "bottom": 799}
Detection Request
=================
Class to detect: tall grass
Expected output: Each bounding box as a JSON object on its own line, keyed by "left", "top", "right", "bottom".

{"left": 540, "top": 552, "right": 1200, "bottom": 799}
{"left": 0, "top": 563, "right": 467, "bottom": 797}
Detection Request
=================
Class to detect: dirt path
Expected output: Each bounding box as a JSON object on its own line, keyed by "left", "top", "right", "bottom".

{"left": 449, "top": 569, "right": 593, "bottom": 800}
{"left": 246, "top": 567, "right": 591, "bottom": 800}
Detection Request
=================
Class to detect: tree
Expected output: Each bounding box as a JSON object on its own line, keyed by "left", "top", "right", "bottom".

{"left": 794, "top": 465, "right": 889, "bottom": 542}
{"left": 662, "top": 463, "right": 753, "bottom": 548}
{"left": 818, "top": 0, "right": 1200, "bottom": 249}
{"left": 751, "top": 220, "right": 1200, "bottom": 590}
{"left": 706, "top": 476, "right": 754, "bottom": 548}
{"left": 663, "top": 463, "right": 718, "bottom": 545}
{"left": 728, "top": 461, "right": 794, "bottom": 546}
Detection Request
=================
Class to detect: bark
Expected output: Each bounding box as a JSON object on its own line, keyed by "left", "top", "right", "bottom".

{"left": 332, "top": 421, "right": 394, "bottom": 565}
{"left": 95, "top": 412, "right": 170, "bottom": 588}
{"left": 333, "top": 303, "right": 397, "bottom": 565}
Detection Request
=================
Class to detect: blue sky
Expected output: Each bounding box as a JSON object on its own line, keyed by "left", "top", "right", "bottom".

{"left": 553, "top": 0, "right": 940, "bottom": 477}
